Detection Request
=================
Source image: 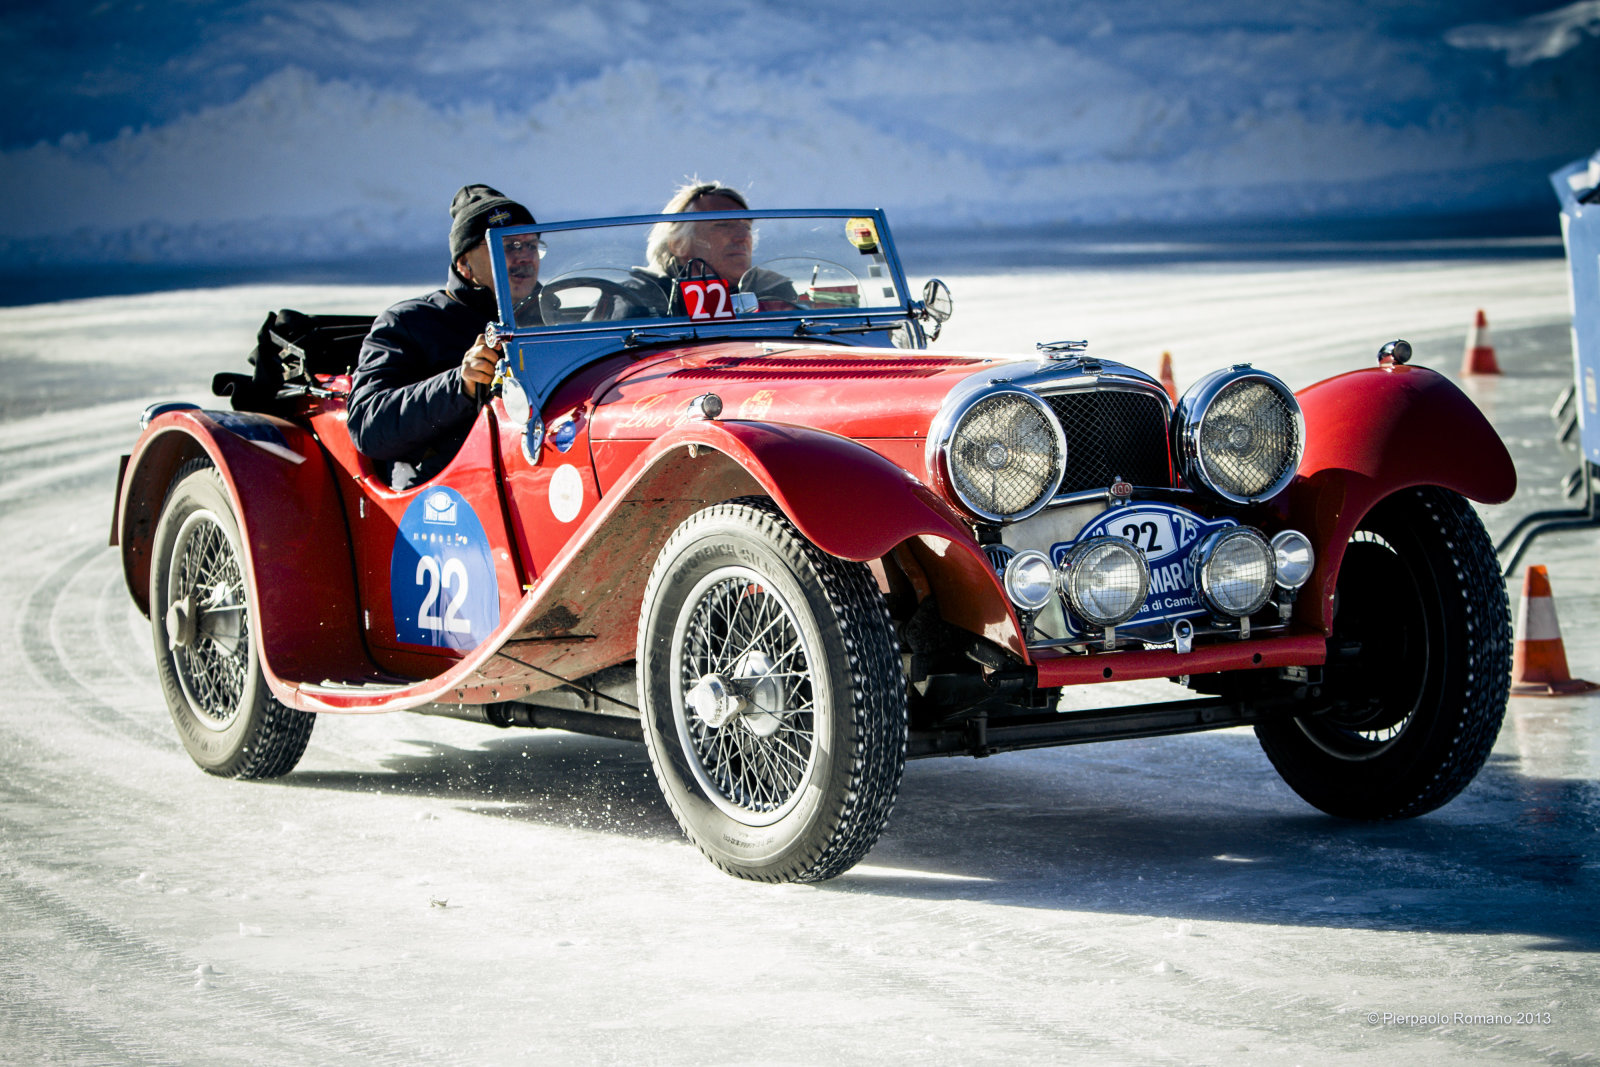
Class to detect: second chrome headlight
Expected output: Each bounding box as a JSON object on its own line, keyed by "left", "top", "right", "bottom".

{"left": 941, "top": 389, "right": 1066, "bottom": 522}
{"left": 1174, "top": 366, "right": 1303, "bottom": 503}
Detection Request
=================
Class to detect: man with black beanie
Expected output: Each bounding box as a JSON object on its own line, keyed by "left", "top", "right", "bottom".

{"left": 347, "top": 184, "right": 538, "bottom": 489}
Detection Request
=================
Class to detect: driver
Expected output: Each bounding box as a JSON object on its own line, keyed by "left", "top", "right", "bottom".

{"left": 641, "top": 181, "right": 801, "bottom": 309}
{"left": 347, "top": 184, "right": 539, "bottom": 489}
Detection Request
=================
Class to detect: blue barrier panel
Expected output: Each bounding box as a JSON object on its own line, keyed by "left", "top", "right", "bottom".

{"left": 1552, "top": 149, "right": 1600, "bottom": 467}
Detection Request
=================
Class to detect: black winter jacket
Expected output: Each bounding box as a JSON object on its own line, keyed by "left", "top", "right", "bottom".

{"left": 346, "top": 271, "right": 497, "bottom": 487}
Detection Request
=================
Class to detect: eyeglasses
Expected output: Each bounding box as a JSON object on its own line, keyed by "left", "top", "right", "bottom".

{"left": 504, "top": 238, "right": 547, "bottom": 258}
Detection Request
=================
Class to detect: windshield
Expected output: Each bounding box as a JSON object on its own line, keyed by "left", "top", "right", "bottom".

{"left": 487, "top": 210, "right": 910, "bottom": 332}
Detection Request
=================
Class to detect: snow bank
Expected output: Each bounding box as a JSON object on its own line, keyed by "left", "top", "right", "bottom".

{"left": 1, "top": 0, "right": 1596, "bottom": 268}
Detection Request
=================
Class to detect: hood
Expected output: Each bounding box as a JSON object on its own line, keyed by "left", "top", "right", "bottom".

{"left": 589, "top": 341, "right": 1013, "bottom": 442}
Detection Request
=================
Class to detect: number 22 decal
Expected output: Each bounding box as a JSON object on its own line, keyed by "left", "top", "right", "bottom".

{"left": 1121, "top": 521, "right": 1164, "bottom": 552}
{"left": 681, "top": 279, "right": 734, "bottom": 320}
{"left": 416, "top": 555, "right": 472, "bottom": 634}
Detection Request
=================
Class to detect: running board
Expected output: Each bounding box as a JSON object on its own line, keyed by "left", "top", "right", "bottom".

{"left": 908, "top": 694, "right": 1321, "bottom": 759}
{"left": 412, "top": 700, "right": 644, "bottom": 743}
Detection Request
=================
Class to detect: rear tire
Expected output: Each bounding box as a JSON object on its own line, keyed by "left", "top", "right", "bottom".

{"left": 150, "top": 461, "right": 314, "bottom": 778}
{"left": 1255, "top": 487, "right": 1510, "bottom": 819}
{"left": 637, "top": 499, "right": 906, "bottom": 882}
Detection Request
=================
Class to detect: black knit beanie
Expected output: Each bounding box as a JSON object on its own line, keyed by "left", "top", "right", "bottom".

{"left": 449, "top": 184, "right": 536, "bottom": 260}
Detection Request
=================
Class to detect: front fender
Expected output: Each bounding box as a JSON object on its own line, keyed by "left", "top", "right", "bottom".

{"left": 625, "top": 420, "right": 1023, "bottom": 655}
{"left": 660, "top": 419, "right": 973, "bottom": 562}
{"left": 1283, "top": 364, "right": 1515, "bottom": 632}
{"left": 116, "top": 410, "right": 376, "bottom": 692}
{"left": 477, "top": 419, "right": 1024, "bottom": 694}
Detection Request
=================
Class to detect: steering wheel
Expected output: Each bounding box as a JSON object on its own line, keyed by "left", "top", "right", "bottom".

{"left": 537, "top": 276, "right": 666, "bottom": 324}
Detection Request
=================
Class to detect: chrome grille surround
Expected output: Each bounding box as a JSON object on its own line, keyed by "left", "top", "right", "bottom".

{"left": 928, "top": 359, "right": 1174, "bottom": 524}
{"left": 1038, "top": 383, "right": 1174, "bottom": 496}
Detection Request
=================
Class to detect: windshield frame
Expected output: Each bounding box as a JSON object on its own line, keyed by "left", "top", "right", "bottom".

{"left": 484, "top": 207, "right": 915, "bottom": 342}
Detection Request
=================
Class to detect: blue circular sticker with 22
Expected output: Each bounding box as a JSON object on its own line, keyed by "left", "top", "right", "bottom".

{"left": 390, "top": 487, "right": 499, "bottom": 650}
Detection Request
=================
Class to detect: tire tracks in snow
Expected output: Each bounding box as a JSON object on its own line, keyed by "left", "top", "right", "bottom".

{"left": 0, "top": 870, "right": 435, "bottom": 1066}
{"left": 0, "top": 965, "right": 177, "bottom": 1067}
{"left": 18, "top": 538, "right": 176, "bottom": 751}
{"left": 802, "top": 890, "right": 1593, "bottom": 1065}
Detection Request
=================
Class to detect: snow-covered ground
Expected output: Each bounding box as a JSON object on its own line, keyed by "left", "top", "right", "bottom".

{"left": 1, "top": 251, "right": 1596, "bottom": 1064}
{"left": 2, "top": 1, "right": 1599, "bottom": 271}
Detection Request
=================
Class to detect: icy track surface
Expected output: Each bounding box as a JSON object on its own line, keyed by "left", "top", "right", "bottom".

{"left": 1, "top": 255, "right": 1597, "bottom": 1064}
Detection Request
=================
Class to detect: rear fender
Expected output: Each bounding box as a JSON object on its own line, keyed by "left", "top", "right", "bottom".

{"left": 1283, "top": 364, "right": 1515, "bottom": 632}
{"left": 115, "top": 410, "right": 375, "bottom": 690}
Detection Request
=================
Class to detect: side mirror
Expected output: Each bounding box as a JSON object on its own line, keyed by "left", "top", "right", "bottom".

{"left": 919, "top": 278, "right": 954, "bottom": 341}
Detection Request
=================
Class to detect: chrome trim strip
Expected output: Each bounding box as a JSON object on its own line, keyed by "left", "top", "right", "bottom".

{"left": 140, "top": 401, "right": 200, "bottom": 429}
{"left": 1024, "top": 619, "right": 1290, "bottom": 652}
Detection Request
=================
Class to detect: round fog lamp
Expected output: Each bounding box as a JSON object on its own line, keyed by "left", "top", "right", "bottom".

{"left": 1060, "top": 536, "right": 1150, "bottom": 627}
{"left": 1004, "top": 550, "right": 1056, "bottom": 611}
{"left": 1195, "top": 527, "right": 1275, "bottom": 616}
{"left": 1271, "top": 530, "right": 1314, "bottom": 590}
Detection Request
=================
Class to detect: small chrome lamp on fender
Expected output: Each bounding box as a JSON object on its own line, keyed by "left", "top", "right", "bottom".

{"left": 1270, "top": 529, "right": 1315, "bottom": 590}
{"left": 1003, "top": 549, "right": 1056, "bottom": 611}
{"left": 497, "top": 360, "right": 544, "bottom": 465}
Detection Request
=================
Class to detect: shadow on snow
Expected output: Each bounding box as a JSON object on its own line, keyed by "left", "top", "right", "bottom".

{"left": 281, "top": 724, "right": 1599, "bottom": 952}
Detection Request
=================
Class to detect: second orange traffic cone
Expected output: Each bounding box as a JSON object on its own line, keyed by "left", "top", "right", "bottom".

{"left": 1462, "top": 309, "right": 1501, "bottom": 376}
{"left": 1158, "top": 351, "right": 1178, "bottom": 403}
{"left": 1511, "top": 565, "right": 1599, "bottom": 697}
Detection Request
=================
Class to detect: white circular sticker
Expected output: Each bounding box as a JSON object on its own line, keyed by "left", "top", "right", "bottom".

{"left": 549, "top": 464, "right": 584, "bottom": 523}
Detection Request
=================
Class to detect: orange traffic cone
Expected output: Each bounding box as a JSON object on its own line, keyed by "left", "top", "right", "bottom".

{"left": 1462, "top": 309, "right": 1501, "bottom": 376}
{"left": 1511, "top": 565, "right": 1599, "bottom": 697}
{"left": 1158, "top": 351, "right": 1178, "bottom": 403}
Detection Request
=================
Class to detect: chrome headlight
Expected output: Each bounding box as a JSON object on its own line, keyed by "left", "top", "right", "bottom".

{"left": 1174, "top": 366, "right": 1303, "bottom": 503}
{"left": 1194, "top": 526, "right": 1275, "bottom": 616}
{"left": 1059, "top": 536, "right": 1149, "bottom": 627}
{"left": 940, "top": 389, "right": 1066, "bottom": 522}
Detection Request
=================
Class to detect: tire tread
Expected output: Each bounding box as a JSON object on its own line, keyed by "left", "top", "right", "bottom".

{"left": 1256, "top": 486, "right": 1509, "bottom": 819}
{"left": 153, "top": 462, "right": 315, "bottom": 780}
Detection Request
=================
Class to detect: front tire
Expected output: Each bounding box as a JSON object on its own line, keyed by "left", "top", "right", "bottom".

{"left": 637, "top": 499, "right": 907, "bottom": 882}
{"left": 1255, "top": 487, "right": 1510, "bottom": 819}
{"left": 150, "top": 461, "right": 314, "bottom": 778}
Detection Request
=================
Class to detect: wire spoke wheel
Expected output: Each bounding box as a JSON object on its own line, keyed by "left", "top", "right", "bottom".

{"left": 672, "top": 567, "right": 818, "bottom": 825}
{"left": 150, "top": 461, "right": 314, "bottom": 778}
{"left": 639, "top": 498, "right": 906, "bottom": 882}
{"left": 168, "top": 509, "right": 252, "bottom": 729}
{"left": 1299, "top": 530, "right": 1428, "bottom": 758}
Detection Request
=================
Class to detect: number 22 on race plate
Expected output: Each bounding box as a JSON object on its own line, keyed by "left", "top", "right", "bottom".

{"left": 680, "top": 278, "right": 735, "bottom": 320}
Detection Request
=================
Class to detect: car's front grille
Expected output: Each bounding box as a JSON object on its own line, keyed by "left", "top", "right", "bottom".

{"left": 1045, "top": 389, "right": 1172, "bottom": 493}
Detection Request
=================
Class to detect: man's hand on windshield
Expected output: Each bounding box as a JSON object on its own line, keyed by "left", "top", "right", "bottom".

{"left": 460, "top": 334, "right": 501, "bottom": 398}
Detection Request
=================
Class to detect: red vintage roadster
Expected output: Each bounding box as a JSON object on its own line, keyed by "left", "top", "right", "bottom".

{"left": 113, "top": 209, "right": 1516, "bottom": 881}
